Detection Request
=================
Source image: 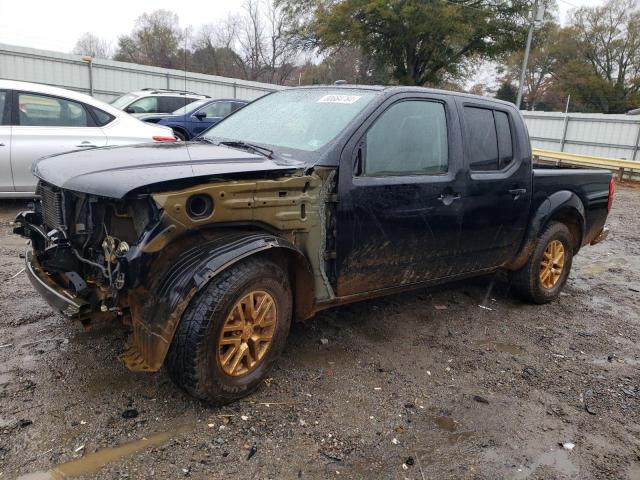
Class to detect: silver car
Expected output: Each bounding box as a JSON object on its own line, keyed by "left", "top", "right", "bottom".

{"left": 110, "top": 88, "right": 209, "bottom": 117}
{"left": 0, "top": 80, "right": 176, "bottom": 198}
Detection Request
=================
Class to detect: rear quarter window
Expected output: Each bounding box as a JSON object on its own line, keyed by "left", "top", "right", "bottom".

{"left": 90, "top": 106, "right": 115, "bottom": 127}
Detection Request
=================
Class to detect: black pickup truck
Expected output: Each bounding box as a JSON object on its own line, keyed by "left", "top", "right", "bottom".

{"left": 14, "top": 86, "right": 613, "bottom": 405}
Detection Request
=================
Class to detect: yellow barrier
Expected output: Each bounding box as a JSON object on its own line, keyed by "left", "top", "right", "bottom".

{"left": 532, "top": 148, "right": 640, "bottom": 174}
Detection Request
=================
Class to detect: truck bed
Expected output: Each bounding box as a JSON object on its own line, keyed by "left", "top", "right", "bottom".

{"left": 532, "top": 165, "right": 612, "bottom": 247}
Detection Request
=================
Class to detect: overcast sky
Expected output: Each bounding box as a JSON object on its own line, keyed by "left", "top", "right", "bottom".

{"left": 0, "top": 0, "right": 605, "bottom": 54}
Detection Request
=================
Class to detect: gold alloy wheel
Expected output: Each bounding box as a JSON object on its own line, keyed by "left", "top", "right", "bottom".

{"left": 539, "top": 239, "right": 565, "bottom": 289}
{"left": 217, "top": 290, "right": 277, "bottom": 377}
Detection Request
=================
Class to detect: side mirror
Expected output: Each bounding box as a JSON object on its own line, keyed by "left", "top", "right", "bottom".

{"left": 195, "top": 112, "right": 207, "bottom": 120}
{"left": 124, "top": 107, "right": 135, "bottom": 114}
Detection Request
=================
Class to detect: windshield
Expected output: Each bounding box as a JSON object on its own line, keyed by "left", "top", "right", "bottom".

{"left": 110, "top": 93, "right": 138, "bottom": 109}
{"left": 203, "top": 88, "right": 377, "bottom": 152}
{"left": 172, "top": 99, "right": 208, "bottom": 115}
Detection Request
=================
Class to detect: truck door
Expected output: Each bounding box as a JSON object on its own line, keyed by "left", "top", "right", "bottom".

{"left": 335, "top": 93, "right": 465, "bottom": 297}
{"left": 456, "top": 101, "right": 532, "bottom": 271}
{"left": 0, "top": 90, "right": 12, "bottom": 193}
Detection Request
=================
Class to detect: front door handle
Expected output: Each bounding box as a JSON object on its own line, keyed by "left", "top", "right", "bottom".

{"left": 438, "top": 192, "right": 461, "bottom": 206}
{"left": 0, "top": 143, "right": 5, "bottom": 147}
{"left": 76, "top": 141, "right": 97, "bottom": 148}
{"left": 509, "top": 188, "right": 527, "bottom": 199}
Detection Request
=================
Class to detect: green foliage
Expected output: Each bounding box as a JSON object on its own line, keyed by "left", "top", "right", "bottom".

{"left": 305, "top": 0, "right": 530, "bottom": 85}
{"left": 502, "top": 0, "right": 640, "bottom": 113}
{"left": 113, "top": 10, "right": 184, "bottom": 69}
{"left": 495, "top": 81, "right": 518, "bottom": 104}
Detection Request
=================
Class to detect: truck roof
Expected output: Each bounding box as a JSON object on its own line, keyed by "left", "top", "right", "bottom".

{"left": 286, "top": 84, "right": 518, "bottom": 108}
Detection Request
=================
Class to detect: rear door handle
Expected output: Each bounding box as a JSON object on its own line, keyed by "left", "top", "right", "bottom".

{"left": 438, "top": 192, "right": 461, "bottom": 206}
{"left": 0, "top": 143, "right": 5, "bottom": 147}
{"left": 76, "top": 141, "right": 97, "bottom": 148}
{"left": 509, "top": 188, "right": 527, "bottom": 199}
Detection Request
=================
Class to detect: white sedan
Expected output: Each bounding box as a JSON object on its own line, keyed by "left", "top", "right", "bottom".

{"left": 0, "top": 80, "right": 176, "bottom": 197}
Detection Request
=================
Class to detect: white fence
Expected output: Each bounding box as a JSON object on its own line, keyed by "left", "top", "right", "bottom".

{"left": 0, "top": 43, "right": 284, "bottom": 103}
{"left": 522, "top": 111, "right": 640, "bottom": 161}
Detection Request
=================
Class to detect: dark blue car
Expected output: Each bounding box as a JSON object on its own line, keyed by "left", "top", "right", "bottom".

{"left": 139, "top": 98, "right": 248, "bottom": 140}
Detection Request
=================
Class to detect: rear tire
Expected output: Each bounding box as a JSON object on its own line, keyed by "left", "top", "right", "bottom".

{"left": 510, "top": 222, "right": 574, "bottom": 304}
{"left": 165, "top": 257, "right": 292, "bottom": 405}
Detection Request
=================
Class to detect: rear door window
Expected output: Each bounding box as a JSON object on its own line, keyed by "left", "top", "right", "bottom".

{"left": 464, "top": 107, "right": 515, "bottom": 171}
{"left": 17, "top": 93, "right": 89, "bottom": 127}
{"left": 231, "top": 102, "right": 246, "bottom": 113}
{"left": 128, "top": 96, "right": 158, "bottom": 113}
{"left": 159, "top": 96, "right": 191, "bottom": 112}
{"left": 464, "top": 107, "right": 499, "bottom": 171}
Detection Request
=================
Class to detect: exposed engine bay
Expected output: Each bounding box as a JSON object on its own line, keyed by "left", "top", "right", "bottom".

{"left": 16, "top": 182, "right": 160, "bottom": 320}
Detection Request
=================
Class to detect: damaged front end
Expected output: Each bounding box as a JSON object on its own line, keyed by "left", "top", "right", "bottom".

{"left": 14, "top": 170, "right": 328, "bottom": 373}
{"left": 14, "top": 182, "right": 161, "bottom": 324}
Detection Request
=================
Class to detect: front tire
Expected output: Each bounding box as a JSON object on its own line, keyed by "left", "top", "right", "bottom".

{"left": 510, "top": 222, "right": 574, "bottom": 304}
{"left": 172, "top": 129, "right": 187, "bottom": 141}
{"left": 166, "top": 257, "right": 292, "bottom": 405}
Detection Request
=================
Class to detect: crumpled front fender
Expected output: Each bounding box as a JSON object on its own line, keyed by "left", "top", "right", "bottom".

{"left": 122, "top": 229, "right": 311, "bottom": 372}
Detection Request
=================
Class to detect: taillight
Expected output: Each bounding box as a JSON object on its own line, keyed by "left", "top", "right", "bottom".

{"left": 152, "top": 136, "right": 176, "bottom": 142}
{"left": 608, "top": 176, "right": 615, "bottom": 212}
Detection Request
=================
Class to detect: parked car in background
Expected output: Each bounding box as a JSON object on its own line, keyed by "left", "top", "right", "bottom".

{"left": 0, "top": 80, "right": 176, "bottom": 197}
{"left": 110, "top": 89, "right": 209, "bottom": 117}
{"left": 139, "top": 98, "right": 248, "bottom": 140}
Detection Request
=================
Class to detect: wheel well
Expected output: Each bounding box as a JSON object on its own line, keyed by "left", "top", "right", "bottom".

{"left": 547, "top": 209, "right": 582, "bottom": 252}
{"left": 252, "top": 248, "right": 316, "bottom": 321}
{"left": 169, "top": 125, "right": 189, "bottom": 140}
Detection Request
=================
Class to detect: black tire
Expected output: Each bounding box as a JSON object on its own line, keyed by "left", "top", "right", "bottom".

{"left": 172, "top": 129, "right": 187, "bottom": 141}
{"left": 510, "top": 222, "right": 574, "bottom": 304}
{"left": 165, "top": 257, "right": 292, "bottom": 405}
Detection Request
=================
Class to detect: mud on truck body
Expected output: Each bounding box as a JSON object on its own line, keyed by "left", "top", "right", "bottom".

{"left": 14, "top": 86, "right": 613, "bottom": 404}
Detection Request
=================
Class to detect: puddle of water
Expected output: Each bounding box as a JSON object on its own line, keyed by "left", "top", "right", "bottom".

{"left": 430, "top": 415, "right": 475, "bottom": 444}
{"left": 432, "top": 415, "right": 457, "bottom": 432}
{"left": 513, "top": 448, "right": 578, "bottom": 479}
{"left": 447, "top": 431, "right": 475, "bottom": 445}
{"left": 18, "top": 425, "right": 192, "bottom": 479}
{"left": 476, "top": 339, "right": 524, "bottom": 355}
{"left": 579, "top": 257, "right": 626, "bottom": 276}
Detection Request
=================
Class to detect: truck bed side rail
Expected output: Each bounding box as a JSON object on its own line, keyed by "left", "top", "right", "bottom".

{"left": 532, "top": 148, "right": 640, "bottom": 180}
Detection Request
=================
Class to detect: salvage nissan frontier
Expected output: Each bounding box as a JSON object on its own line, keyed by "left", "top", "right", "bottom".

{"left": 14, "top": 86, "right": 613, "bottom": 405}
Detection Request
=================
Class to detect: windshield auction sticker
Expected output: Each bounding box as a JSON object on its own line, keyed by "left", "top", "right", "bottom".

{"left": 317, "top": 94, "right": 362, "bottom": 104}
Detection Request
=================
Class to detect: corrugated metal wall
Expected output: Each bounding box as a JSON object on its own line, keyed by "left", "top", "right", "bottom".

{"left": 3, "top": 42, "right": 639, "bottom": 161}
{"left": 522, "top": 111, "right": 640, "bottom": 161}
{"left": 0, "top": 43, "right": 284, "bottom": 102}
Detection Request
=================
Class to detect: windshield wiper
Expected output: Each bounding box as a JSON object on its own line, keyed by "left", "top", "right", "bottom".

{"left": 218, "top": 140, "right": 274, "bottom": 159}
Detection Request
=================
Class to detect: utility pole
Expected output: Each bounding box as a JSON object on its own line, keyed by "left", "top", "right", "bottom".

{"left": 516, "top": 0, "right": 543, "bottom": 110}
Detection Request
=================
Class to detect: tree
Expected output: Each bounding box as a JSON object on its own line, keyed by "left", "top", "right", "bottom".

{"left": 566, "top": 0, "right": 640, "bottom": 112}
{"left": 113, "top": 10, "right": 184, "bottom": 69}
{"left": 72, "top": 33, "right": 112, "bottom": 59}
{"left": 191, "top": 19, "right": 246, "bottom": 78}
{"left": 495, "top": 81, "right": 518, "bottom": 104}
{"left": 501, "top": 21, "right": 564, "bottom": 110}
{"left": 299, "top": 47, "right": 390, "bottom": 85}
{"left": 287, "top": 0, "right": 530, "bottom": 86}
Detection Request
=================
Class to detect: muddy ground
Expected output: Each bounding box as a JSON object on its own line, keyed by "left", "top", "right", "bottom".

{"left": 0, "top": 186, "right": 639, "bottom": 480}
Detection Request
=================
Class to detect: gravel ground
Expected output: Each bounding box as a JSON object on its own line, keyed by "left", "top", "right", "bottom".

{"left": 0, "top": 185, "right": 639, "bottom": 480}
